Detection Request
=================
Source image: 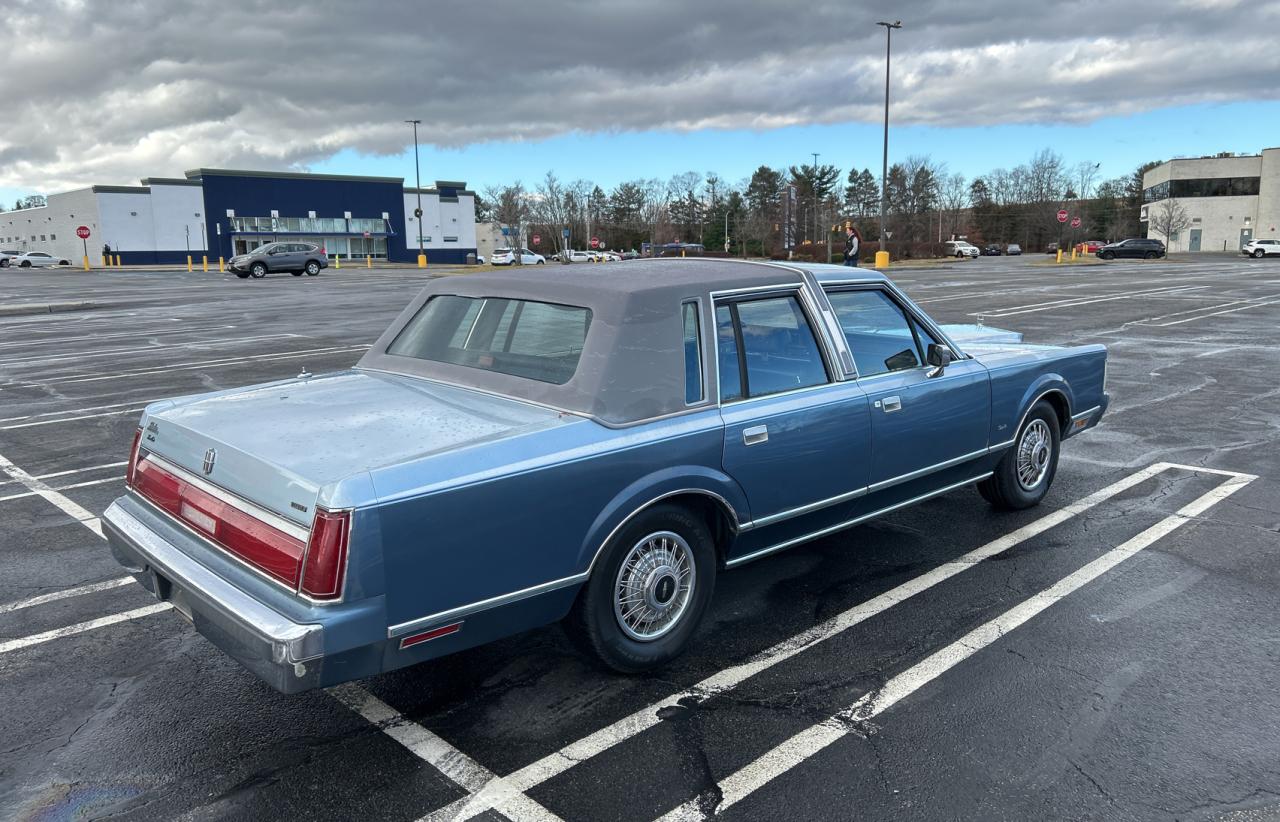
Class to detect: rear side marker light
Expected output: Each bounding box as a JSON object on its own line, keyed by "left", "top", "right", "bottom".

{"left": 400, "top": 622, "right": 463, "bottom": 649}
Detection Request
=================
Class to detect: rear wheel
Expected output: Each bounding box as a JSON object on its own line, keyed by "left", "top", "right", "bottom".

{"left": 1253, "top": 249, "right": 1265, "bottom": 258}
{"left": 1144, "top": 251, "right": 1158, "bottom": 259}
{"left": 291, "top": 270, "right": 303, "bottom": 276}
{"left": 566, "top": 504, "right": 716, "bottom": 673}
{"left": 977, "top": 401, "right": 1061, "bottom": 510}
{"left": 235, "top": 272, "right": 251, "bottom": 279}
{"left": 1101, "top": 251, "right": 1115, "bottom": 260}
{"left": 305, "top": 260, "right": 320, "bottom": 276}
{"left": 59, "top": 259, "right": 70, "bottom": 266}
{"left": 20, "top": 261, "right": 31, "bottom": 267}
{"left": 250, "top": 262, "right": 267, "bottom": 278}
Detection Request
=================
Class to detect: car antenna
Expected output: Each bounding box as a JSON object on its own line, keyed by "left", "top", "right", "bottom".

{"left": 298, "top": 366, "right": 312, "bottom": 379}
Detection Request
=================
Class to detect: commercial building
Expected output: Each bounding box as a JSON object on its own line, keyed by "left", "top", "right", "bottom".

{"left": 0, "top": 169, "right": 477, "bottom": 265}
{"left": 1142, "top": 148, "right": 1280, "bottom": 252}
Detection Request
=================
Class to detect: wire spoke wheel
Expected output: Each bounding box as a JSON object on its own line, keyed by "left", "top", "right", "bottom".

{"left": 1016, "top": 418, "right": 1053, "bottom": 491}
{"left": 613, "top": 531, "right": 696, "bottom": 642}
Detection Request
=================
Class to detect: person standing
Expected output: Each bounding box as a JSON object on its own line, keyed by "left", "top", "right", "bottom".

{"left": 843, "top": 224, "right": 862, "bottom": 266}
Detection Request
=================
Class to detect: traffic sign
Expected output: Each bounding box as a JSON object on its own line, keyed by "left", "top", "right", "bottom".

{"left": 75, "top": 225, "right": 91, "bottom": 239}
{"left": 1070, "top": 216, "right": 1082, "bottom": 228}
{"left": 532, "top": 234, "right": 541, "bottom": 246}
{"left": 1057, "top": 209, "right": 1069, "bottom": 223}
{"left": 562, "top": 228, "right": 570, "bottom": 239}
{"left": 590, "top": 237, "right": 599, "bottom": 249}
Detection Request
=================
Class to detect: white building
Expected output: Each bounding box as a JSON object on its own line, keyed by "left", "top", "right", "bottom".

{"left": 1, "top": 169, "right": 478, "bottom": 265}
{"left": 1142, "top": 148, "right": 1280, "bottom": 252}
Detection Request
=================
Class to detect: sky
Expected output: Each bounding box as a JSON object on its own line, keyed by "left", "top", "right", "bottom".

{"left": 2, "top": 0, "right": 1279, "bottom": 205}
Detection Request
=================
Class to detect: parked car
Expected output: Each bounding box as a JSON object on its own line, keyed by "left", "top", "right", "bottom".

{"left": 602, "top": 251, "right": 622, "bottom": 262}
{"left": 10, "top": 251, "right": 71, "bottom": 268}
{"left": 943, "top": 241, "right": 980, "bottom": 259}
{"left": 1074, "top": 240, "right": 1105, "bottom": 254}
{"left": 228, "top": 242, "right": 328, "bottom": 278}
{"left": 1045, "top": 242, "right": 1060, "bottom": 254}
{"left": 982, "top": 244, "right": 1003, "bottom": 256}
{"left": 0, "top": 249, "right": 22, "bottom": 267}
{"left": 1242, "top": 239, "right": 1280, "bottom": 258}
{"left": 104, "top": 259, "right": 1109, "bottom": 693}
{"left": 474, "top": 254, "right": 486, "bottom": 265}
{"left": 566, "top": 250, "right": 593, "bottom": 263}
{"left": 621, "top": 250, "right": 641, "bottom": 260}
{"left": 1006, "top": 244, "right": 1022, "bottom": 256}
{"left": 491, "top": 248, "right": 545, "bottom": 265}
{"left": 1096, "top": 238, "right": 1166, "bottom": 260}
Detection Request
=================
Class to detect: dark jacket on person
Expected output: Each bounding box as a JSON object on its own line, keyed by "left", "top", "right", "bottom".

{"left": 843, "top": 230, "right": 861, "bottom": 263}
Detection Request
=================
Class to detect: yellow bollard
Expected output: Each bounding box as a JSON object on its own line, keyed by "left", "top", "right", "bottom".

{"left": 82, "top": 255, "right": 90, "bottom": 271}
{"left": 417, "top": 253, "right": 426, "bottom": 269}
{"left": 874, "top": 250, "right": 890, "bottom": 269}
{"left": 366, "top": 254, "right": 371, "bottom": 269}
{"left": 1056, "top": 249, "right": 1063, "bottom": 264}
{"left": 218, "top": 257, "right": 224, "bottom": 272}
{"left": 1071, "top": 247, "right": 1078, "bottom": 262}
{"left": 187, "top": 255, "right": 193, "bottom": 272}
{"left": 335, "top": 254, "right": 341, "bottom": 269}
{"left": 202, "top": 255, "right": 208, "bottom": 272}
{"left": 115, "top": 255, "right": 122, "bottom": 267}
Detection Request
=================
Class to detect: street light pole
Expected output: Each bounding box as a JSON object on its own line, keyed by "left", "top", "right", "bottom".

{"left": 876, "top": 20, "right": 901, "bottom": 261}
{"left": 811, "top": 152, "right": 820, "bottom": 255}
{"left": 406, "top": 119, "right": 425, "bottom": 268}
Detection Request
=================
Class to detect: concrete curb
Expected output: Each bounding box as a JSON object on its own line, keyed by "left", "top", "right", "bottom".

{"left": 0, "top": 301, "right": 101, "bottom": 318}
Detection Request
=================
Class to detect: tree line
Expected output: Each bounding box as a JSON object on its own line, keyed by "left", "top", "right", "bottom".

{"left": 475, "top": 150, "right": 1159, "bottom": 259}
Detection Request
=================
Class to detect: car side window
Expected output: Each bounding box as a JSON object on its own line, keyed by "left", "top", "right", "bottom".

{"left": 683, "top": 301, "right": 703, "bottom": 404}
{"left": 717, "top": 294, "right": 829, "bottom": 401}
{"left": 826, "top": 289, "right": 924, "bottom": 377}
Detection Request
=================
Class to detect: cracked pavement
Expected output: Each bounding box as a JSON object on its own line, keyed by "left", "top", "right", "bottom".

{"left": 1, "top": 256, "right": 1279, "bottom": 821}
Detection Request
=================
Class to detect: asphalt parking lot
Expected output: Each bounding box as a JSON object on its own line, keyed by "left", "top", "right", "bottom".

{"left": 2, "top": 254, "right": 1279, "bottom": 822}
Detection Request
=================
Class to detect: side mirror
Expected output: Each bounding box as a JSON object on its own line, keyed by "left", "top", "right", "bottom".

{"left": 926, "top": 343, "right": 952, "bottom": 377}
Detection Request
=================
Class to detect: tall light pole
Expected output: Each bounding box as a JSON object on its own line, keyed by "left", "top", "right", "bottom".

{"left": 811, "top": 151, "right": 820, "bottom": 255}
{"left": 876, "top": 20, "right": 901, "bottom": 260}
{"left": 406, "top": 119, "right": 425, "bottom": 268}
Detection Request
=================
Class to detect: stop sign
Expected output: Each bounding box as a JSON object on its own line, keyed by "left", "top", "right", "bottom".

{"left": 75, "top": 225, "right": 91, "bottom": 239}
{"left": 590, "top": 237, "right": 599, "bottom": 249}
{"left": 1070, "top": 216, "right": 1082, "bottom": 228}
{"left": 532, "top": 234, "right": 541, "bottom": 246}
{"left": 1056, "top": 209, "right": 1068, "bottom": 223}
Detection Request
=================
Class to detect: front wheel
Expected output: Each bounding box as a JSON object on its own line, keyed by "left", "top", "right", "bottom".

{"left": 20, "top": 261, "right": 31, "bottom": 268}
{"left": 1101, "top": 251, "right": 1115, "bottom": 260}
{"left": 235, "top": 272, "right": 251, "bottom": 279}
{"left": 305, "top": 261, "right": 320, "bottom": 276}
{"left": 1144, "top": 251, "right": 1158, "bottom": 259}
{"left": 565, "top": 504, "right": 716, "bottom": 673}
{"left": 291, "top": 271, "right": 303, "bottom": 277}
{"left": 977, "top": 401, "right": 1061, "bottom": 510}
{"left": 1253, "top": 249, "right": 1265, "bottom": 258}
{"left": 250, "top": 262, "right": 267, "bottom": 278}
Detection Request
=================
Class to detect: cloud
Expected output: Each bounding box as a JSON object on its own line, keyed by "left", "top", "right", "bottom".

{"left": 0, "top": 0, "right": 1276, "bottom": 191}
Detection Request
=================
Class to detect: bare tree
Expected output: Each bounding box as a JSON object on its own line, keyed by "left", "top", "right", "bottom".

{"left": 1147, "top": 198, "right": 1190, "bottom": 251}
{"left": 484, "top": 182, "right": 528, "bottom": 265}
{"left": 532, "top": 172, "right": 574, "bottom": 260}
{"left": 938, "top": 173, "right": 968, "bottom": 241}
{"left": 639, "top": 177, "right": 673, "bottom": 254}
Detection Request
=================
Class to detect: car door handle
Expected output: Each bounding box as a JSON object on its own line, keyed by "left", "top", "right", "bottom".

{"left": 742, "top": 425, "right": 769, "bottom": 446}
{"left": 880, "top": 395, "right": 902, "bottom": 413}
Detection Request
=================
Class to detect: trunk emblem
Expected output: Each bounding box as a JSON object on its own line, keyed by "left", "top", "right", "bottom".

{"left": 202, "top": 448, "right": 217, "bottom": 475}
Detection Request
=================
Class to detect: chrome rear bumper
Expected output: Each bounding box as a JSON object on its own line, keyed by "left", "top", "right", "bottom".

{"left": 103, "top": 498, "right": 324, "bottom": 693}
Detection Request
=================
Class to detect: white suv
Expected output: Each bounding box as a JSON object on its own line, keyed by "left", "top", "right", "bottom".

{"left": 491, "top": 248, "right": 545, "bottom": 265}
{"left": 943, "top": 241, "right": 980, "bottom": 259}
{"left": 1242, "top": 239, "right": 1280, "bottom": 258}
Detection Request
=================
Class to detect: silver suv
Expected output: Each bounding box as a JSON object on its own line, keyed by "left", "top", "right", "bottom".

{"left": 229, "top": 242, "right": 329, "bottom": 278}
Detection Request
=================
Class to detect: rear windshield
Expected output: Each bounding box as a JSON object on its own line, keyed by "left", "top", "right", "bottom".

{"left": 387, "top": 295, "right": 592, "bottom": 385}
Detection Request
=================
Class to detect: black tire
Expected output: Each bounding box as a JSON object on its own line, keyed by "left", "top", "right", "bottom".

{"left": 978, "top": 401, "right": 1061, "bottom": 510}
{"left": 20, "top": 260, "right": 31, "bottom": 268}
{"left": 235, "top": 272, "right": 251, "bottom": 279}
{"left": 566, "top": 503, "right": 717, "bottom": 673}
{"left": 1253, "top": 249, "right": 1265, "bottom": 259}
{"left": 291, "top": 270, "right": 303, "bottom": 277}
{"left": 1101, "top": 251, "right": 1115, "bottom": 260}
{"left": 1144, "top": 251, "right": 1158, "bottom": 259}
{"left": 0, "top": 260, "right": 8, "bottom": 268}
{"left": 305, "top": 260, "right": 320, "bottom": 276}
{"left": 59, "top": 259, "right": 70, "bottom": 266}
{"left": 536, "top": 259, "right": 545, "bottom": 264}
{"left": 250, "top": 262, "right": 267, "bottom": 278}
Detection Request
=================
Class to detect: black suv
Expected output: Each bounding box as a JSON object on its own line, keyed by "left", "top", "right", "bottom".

{"left": 1096, "top": 238, "right": 1165, "bottom": 260}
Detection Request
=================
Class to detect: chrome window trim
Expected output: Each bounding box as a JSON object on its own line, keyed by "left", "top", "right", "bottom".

{"left": 709, "top": 284, "right": 841, "bottom": 405}
{"left": 144, "top": 452, "right": 311, "bottom": 542}
{"left": 1072, "top": 404, "right": 1101, "bottom": 422}
{"left": 866, "top": 446, "right": 992, "bottom": 494}
{"left": 726, "top": 472, "right": 993, "bottom": 568}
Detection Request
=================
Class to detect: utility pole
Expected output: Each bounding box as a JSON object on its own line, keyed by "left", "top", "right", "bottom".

{"left": 812, "top": 152, "right": 820, "bottom": 254}
{"left": 406, "top": 119, "right": 426, "bottom": 268}
{"left": 876, "top": 21, "right": 901, "bottom": 258}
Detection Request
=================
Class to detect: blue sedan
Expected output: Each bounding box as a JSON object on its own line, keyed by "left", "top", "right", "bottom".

{"left": 104, "top": 260, "right": 1109, "bottom": 692}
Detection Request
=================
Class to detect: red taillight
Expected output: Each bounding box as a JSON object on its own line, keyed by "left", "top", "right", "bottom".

{"left": 132, "top": 457, "right": 307, "bottom": 588}
{"left": 125, "top": 428, "right": 143, "bottom": 488}
{"left": 300, "top": 509, "right": 350, "bottom": 600}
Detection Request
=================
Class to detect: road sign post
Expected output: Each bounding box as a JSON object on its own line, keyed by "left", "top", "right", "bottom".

{"left": 76, "top": 225, "right": 91, "bottom": 269}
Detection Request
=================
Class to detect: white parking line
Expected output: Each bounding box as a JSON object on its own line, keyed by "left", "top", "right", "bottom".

{"left": 1144, "top": 296, "right": 1280, "bottom": 327}
{"left": 973, "top": 285, "right": 1209, "bottom": 318}
{"left": 330, "top": 684, "right": 565, "bottom": 822}
{"left": 0, "top": 460, "right": 126, "bottom": 487}
{"left": 0, "top": 333, "right": 302, "bottom": 368}
{"left": 0, "top": 603, "right": 171, "bottom": 655}
{"left": 0, "top": 577, "right": 134, "bottom": 614}
{"left": 0, "top": 475, "right": 123, "bottom": 503}
{"left": 420, "top": 462, "right": 1185, "bottom": 822}
{"left": 654, "top": 469, "right": 1255, "bottom": 822}
{"left": 0, "top": 450, "right": 105, "bottom": 536}
{"left": 0, "top": 408, "right": 147, "bottom": 430}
